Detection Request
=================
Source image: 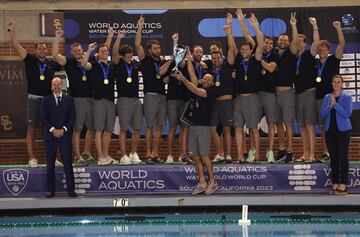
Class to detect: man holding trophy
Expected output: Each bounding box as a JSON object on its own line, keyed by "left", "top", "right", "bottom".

{"left": 159, "top": 33, "right": 188, "bottom": 163}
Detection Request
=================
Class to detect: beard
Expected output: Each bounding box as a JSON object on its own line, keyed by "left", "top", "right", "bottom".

{"left": 151, "top": 52, "right": 160, "bottom": 59}
{"left": 193, "top": 55, "right": 202, "bottom": 62}
{"left": 277, "top": 44, "right": 288, "bottom": 50}
{"left": 37, "top": 54, "right": 46, "bottom": 60}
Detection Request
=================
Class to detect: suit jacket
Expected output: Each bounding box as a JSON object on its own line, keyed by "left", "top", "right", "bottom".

{"left": 41, "top": 93, "right": 75, "bottom": 141}
{"left": 320, "top": 92, "right": 352, "bottom": 132}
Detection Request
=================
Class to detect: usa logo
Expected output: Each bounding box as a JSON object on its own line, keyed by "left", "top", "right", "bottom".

{"left": 2, "top": 169, "right": 29, "bottom": 196}
{"left": 341, "top": 14, "right": 354, "bottom": 27}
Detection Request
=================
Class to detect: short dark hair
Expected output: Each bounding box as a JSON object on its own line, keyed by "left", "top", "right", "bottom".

{"left": 192, "top": 45, "right": 203, "bottom": 53}
{"left": 211, "top": 50, "right": 223, "bottom": 57}
{"left": 96, "top": 43, "right": 108, "bottom": 53}
{"left": 240, "top": 42, "right": 253, "bottom": 50}
{"left": 146, "top": 39, "right": 160, "bottom": 50}
{"left": 278, "top": 33, "right": 289, "bottom": 38}
{"left": 209, "top": 41, "right": 223, "bottom": 50}
{"left": 35, "top": 42, "right": 47, "bottom": 49}
{"left": 70, "top": 42, "right": 81, "bottom": 48}
{"left": 264, "top": 36, "right": 274, "bottom": 41}
{"left": 318, "top": 40, "right": 331, "bottom": 50}
{"left": 119, "top": 44, "right": 133, "bottom": 56}
{"left": 298, "top": 34, "right": 307, "bottom": 44}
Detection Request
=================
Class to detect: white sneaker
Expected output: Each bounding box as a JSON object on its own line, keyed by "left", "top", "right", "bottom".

{"left": 120, "top": 155, "right": 132, "bottom": 165}
{"left": 192, "top": 183, "right": 208, "bottom": 195}
{"left": 246, "top": 149, "right": 256, "bottom": 163}
{"left": 204, "top": 181, "right": 218, "bottom": 195}
{"left": 212, "top": 154, "right": 225, "bottom": 163}
{"left": 266, "top": 150, "right": 275, "bottom": 163}
{"left": 28, "top": 159, "right": 38, "bottom": 168}
{"left": 129, "top": 152, "right": 142, "bottom": 164}
{"left": 97, "top": 157, "right": 110, "bottom": 165}
{"left": 106, "top": 155, "right": 119, "bottom": 164}
{"left": 165, "top": 155, "right": 174, "bottom": 163}
{"left": 55, "top": 159, "right": 63, "bottom": 167}
{"left": 98, "top": 155, "right": 119, "bottom": 165}
{"left": 225, "top": 155, "right": 232, "bottom": 163}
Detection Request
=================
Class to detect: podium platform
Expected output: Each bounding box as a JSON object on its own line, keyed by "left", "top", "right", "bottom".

{"left": 1, "top": 163, "right": 360, "bottom": 197}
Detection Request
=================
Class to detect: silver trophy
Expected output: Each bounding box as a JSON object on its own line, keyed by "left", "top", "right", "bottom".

{"left": 172, "top": 44, "right": 187, "bottom": 73}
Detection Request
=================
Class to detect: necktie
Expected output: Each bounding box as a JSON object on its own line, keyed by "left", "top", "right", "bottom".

{"left": 56, "top": 96, "right": 61, "bottom": 106}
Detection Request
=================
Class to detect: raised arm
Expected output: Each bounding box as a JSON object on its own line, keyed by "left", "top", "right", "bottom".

{"left": 135, "top": 15, "right": 146, "bottom": 60}
{"left": 174, "top": 72, "right": 207, "bottom": 98}
{"left": 309, "top": 17, "right": 320, "bottom": 56}
{"left": 333, "top": 21, "right": 345, "bottom": 59}
{"left": 225, "top": 13, "right": 236, "bottom": 64}
{"left": 186, "top": 51, "right": 199, "bottom": 86}
{"left": 223, "top": 24, "right": 235, "bottom": 65}
{"left": 249, "top": 13, "right": 264, "bottom": 61}
{"left": 235, "top": 8, "right": 256, "bottom": 49}
{"left": 226, "top": 12, "right": 238, "bottom": 54}
{"left": 81, "top": 42, "right": 97, "bottom": 70}
{"left": 112, "top": 30, "right": 126, "bottom": 64}
{"left": 159, "top": 33, "right": 179, "bottom": 75}
{"left": 52, "top": 29, "right": 67, "bottom": 66}
{"left": 104, "top": 27, "right": 114, "bottom": 50}
{"left": 7, "top": 17, "right": 27, "bottom": 60}
{"left": 172, "top": 32, "right": 179, "bottom": 53}
{"left": 250, "top": 13, "right": 277, "bottom": 72}
{"left": 289, "top": 12, "right": 299, "bottom": 55}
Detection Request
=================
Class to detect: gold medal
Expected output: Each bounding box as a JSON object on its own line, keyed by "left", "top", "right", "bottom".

{"left": 244, "top": 75, "right": 248, "bottom": 81}
{"left": 82, "top": 75, "right": 87, "bottom": 81}
{"left": 127, "top": 77, "right": 132, "bottom": 83}
{"left": 156, "top": 73, "right": 161, "bottom": 79}
{"left": 261, "top": 69, "right": 266, "bottom": 75}
{"left": 215, "top": 81, "right": 220, "bottom": 87}
{"left": 104, "top": 79, "right": 109, "bottom": 85}
{"left": 316, "top": 77, "right": 321, "bottom": 83}
{"left": 40, "top": 75, "right": 45, "bottom": 81}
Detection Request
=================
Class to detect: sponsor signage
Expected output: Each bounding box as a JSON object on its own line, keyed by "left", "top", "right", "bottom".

{"left": 1, "top": 164, "right": 360, "bottom": 197}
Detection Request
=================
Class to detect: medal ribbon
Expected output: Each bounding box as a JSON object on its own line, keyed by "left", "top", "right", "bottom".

{"left": 242, "top": 59, "right": 249, "bottom": 77}
{"left": 213, "top": 64, "right": 223, "bottom": 83}
{"left": 262, "top": 52, "right": 271, "bottom": 60}
{"left": 98, "top": 61, "right": 110, "bottom": 83}
{"left": 317, "top": 57, "right": 328, "bottom": 78}
{"left": 77, "top": 63, "right": 87, "bottom": 77}
{"left": 153, "top": 61, "right": 161, "bottom": 74}
{"left": 39, "top": 63, "right": 46, "bottom": 76}
{"left": 195, "top": 64, "right": 203, "bottom": 79}
{"left": 296, "top": 56, "right": 302, "bottom": 74}
{"left": 125, "top": 62, "right": 133, "bottom": 78}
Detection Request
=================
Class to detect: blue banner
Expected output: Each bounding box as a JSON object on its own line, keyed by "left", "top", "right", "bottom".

{"left": 1, "top": 164, "right": 360, "bottom": 197}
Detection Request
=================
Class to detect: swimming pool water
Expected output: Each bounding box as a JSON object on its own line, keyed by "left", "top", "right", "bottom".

{"left": 1, "top": 214, "right": 360, "bottom": 237}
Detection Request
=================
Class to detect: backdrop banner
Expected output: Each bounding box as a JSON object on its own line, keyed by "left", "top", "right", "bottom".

{"left": 1, "top": 7, "right": 359, "bottom": 138}
{"left": 0, "top": 59, "right": 27, "bottom": 138}
{"left": 63, "top": 7, "right": 360, "bottom": 135}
